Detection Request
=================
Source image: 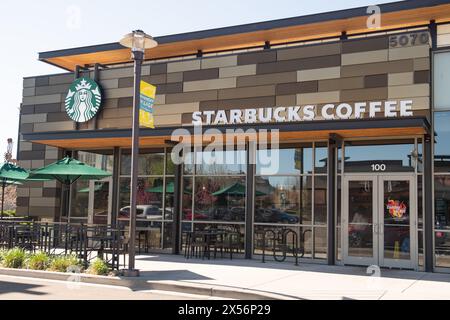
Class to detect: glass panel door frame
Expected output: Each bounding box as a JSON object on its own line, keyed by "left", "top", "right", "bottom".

{"left": 342, "top": 174, "right": 417, "bottom": 269}
{"left": 87, "top": 177, "right": 113, "bottom": 225}
{"left": 342, "top": 175, "right": 378, "bottom": 266}
{"left": 379, "top": 175, "right": 417, "bottom": 269}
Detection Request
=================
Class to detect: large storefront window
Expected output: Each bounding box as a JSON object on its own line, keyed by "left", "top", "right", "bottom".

{"left": 344, "top": 141, "right": 416, "bottom": 172}
{"left": 434, "top": 112, "right": 450, "bottom": 173}
{"left": 434, "top": 51, "right": 450, "bottom": 269}
{"left": 182, "top": 149, "right": 246, "bottom": 253}
{"left": 68, "top": 151, "right": 113, "bottom": 224}
{"left": 254, "top": 143, "right": 327, "bottom": 260}
{"left": 119, "top": 148, "right": 175, "bottom": 251}
{"left": 434, "top": 51, "right": 450, "bottom": 111}
{"left": 435, "top": 176, "right": 450, "bottom": 268}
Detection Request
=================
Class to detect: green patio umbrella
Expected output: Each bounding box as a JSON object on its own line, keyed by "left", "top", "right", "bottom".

{"left": 0, "top": 163, "right": 29, "bottom": 218}
{"left": 146, "top": 181, "right": 191, "bottom": 194}
{"left": 78, "top": 184, "right": 129, "bottom": 193}
{"left": 29, "top": 157, "right": 112, "bottom": 185}
{"left": 29, "top": 157, "right": 112, "bottom": 218}
{"left": 78, "top": 184, "right": 104, "bottom": 193}
{"left": 212, "top": 182, "right": 266, "bottom": 197}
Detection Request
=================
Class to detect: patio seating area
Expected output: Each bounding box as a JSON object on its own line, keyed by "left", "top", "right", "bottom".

{"left": 0, "top": 220, "right": 124, "bottom": 270}
{"left": 183, "top": 227, "right": 242, "bottom": 260}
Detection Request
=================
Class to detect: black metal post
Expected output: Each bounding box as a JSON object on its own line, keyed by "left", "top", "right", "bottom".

{"left": 424, "top": 134, "right": 433, "bottom": 272}
{"left": 327, "top": 135, "right": 337, "bottom": 265}
{"left": 424, "top": 20, "right": 437, "bottom": 273}
{"left": 172, "top": 162, "right": 182, "bottom": 255}
{"left": 126, "top": 49, "right": 143, "bottom": 276}
{"left": 245, "top": 141, "right": 255, "bottom": 259}
{"left": 111, "top": 147, "right": 120, "bottom": 228}
{"left": 1, "top": 180, "right": 5, "bottom": 219}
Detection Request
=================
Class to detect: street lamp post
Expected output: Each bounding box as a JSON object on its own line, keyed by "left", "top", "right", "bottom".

{"left": 119, "top": 30, "right": 158, "bottom": 276}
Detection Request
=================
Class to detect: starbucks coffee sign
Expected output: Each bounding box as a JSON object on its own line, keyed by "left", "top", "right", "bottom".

{"left": 192, "top": 100, "right": 414, "bottom": 126}
{"left": 65, "top": 77, "right": 102, "bottom": 123}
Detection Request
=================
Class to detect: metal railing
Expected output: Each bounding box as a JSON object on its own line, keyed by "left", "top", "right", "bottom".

{"left": 0, "top": 221, "right": 125, "bottom": 270}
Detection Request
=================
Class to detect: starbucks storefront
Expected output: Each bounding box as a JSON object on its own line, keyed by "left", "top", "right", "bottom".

{"left": 17, "top": 0, "right": 450, "bottom": 272}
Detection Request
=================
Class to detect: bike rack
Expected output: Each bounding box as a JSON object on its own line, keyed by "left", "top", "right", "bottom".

{"left": 260, "top": 228, "right": 299, "bottom": 266}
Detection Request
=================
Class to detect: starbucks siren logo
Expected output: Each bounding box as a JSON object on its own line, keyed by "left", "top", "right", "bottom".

{"left": 65, "top": 77, "right": 102, "bottom": 122}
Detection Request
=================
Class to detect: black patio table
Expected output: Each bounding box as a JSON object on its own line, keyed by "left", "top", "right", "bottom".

{"left": 183, "top": 229, "right": 239, "bottom": 260}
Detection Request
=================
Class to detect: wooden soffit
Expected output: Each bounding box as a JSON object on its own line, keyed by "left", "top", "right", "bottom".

{"left": 40, "top": 1, "right": 450, "bottom": 71}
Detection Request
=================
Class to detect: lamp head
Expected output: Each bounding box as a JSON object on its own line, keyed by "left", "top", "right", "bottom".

{"left": 120, "top": 30, "right": 158, "bottom": 53}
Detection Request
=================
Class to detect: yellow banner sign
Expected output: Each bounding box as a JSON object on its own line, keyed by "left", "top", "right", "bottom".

{"left": 140, "top": 81, "right": 157, "bottom": 128}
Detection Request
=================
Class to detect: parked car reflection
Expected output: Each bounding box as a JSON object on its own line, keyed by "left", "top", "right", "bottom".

{"left": 118, "top": 205, "right": 170, "bottom": 221}
{"left": 255, "top": 208, "right": 300, "bottom": 224}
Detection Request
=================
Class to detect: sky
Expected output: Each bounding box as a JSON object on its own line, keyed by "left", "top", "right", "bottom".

{"left": 0, "top": 0, "right": 399, "bottom": 158}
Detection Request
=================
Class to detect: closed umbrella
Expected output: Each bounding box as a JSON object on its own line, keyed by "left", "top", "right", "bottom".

{"left": 29, "top": 157, "right": 112, "bottom": 218}
{"left": 0, "top": 163, "right": 29, "bottom": 218}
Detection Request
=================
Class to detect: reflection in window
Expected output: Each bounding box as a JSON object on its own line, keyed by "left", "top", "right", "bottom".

{"left": 315, "top": 144, "right": 328, "bottom": 173}
{"left": 314, "top": 176, "right": 327, "bottom": 225}
{"left": 434, "top": 51, "right": 450, "bottom": 111}
{"left": 193, "top": 177, "right": 246, "bottom": 223}
{"left": 435, "top": 231, "right": 450, "bottom": 268}
{"left": 78, "top": 151, "right": 113, "bottom": 172}
{"left": 70, "top": 180, "right": 89, "bottom": 222}
{"left": 69, "top": 151, "right": 113, "bottom": 225}
{"left": 256, "top": 146, "right": 313, "bottom": 175}
{"left": 255, "top": 176, "right": 312, "bottom": 224}
{"left": 118, "top": 177, "right": 165, "bottom": 222}
{"left": 182, "top": 178, "right": 193, "bottom": 221}
{"left": 314, "top": 227, "right": 327, "bottom": 259}
{"left": 183, "top": 151, "right": 195, "bottom": 175}
{"left": 344, "top": 142, "right": 415, "bottom": 172}
{"left": 93, "top": 181, "right": 109, "bottom": 225}
{"left": 435, "top": 175, "right": 450, "bottom": 230}
{"left": 434, "top": 112, "right": 450, "bottom": 173}
{"left": 254, "top": 144, "right": 327, "bottom": 260}
{"left": 120, "top": 150, "right": 165, "bottom": 176}
{"left": 166, "top": 150, "right": 175, "bottom": 175}
{"left": 195, "top": 150, "right": 246, "bottom": 175}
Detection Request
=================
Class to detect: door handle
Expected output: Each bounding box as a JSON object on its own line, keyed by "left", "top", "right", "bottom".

{"left": 373, "top": 223, "right": 377, "bottom": 235}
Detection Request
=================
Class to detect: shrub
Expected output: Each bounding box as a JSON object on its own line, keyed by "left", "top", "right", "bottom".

{"left": 48, "top": 255, "right": 81, "bottom": 273}
{"left": 0, "top": 250, "right": 5, "bottom": 263}
{"left": 3, "top": 210, "right": 15, "bottom": 217}
{"left": 87, "top": 258, "right": 109, "bottom": 276}
{"left": 2, "top": 248, "right": 26, "bottom": 269}
{"left": 27, "top": 252, "right": 50, "bottom": 270}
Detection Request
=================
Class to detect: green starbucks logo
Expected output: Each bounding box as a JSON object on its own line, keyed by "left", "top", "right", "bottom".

{"left": 65, "top": 77, "right": 102, "bottom": 122}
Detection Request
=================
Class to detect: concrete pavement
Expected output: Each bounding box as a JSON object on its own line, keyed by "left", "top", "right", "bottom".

{"left": 134, "top": 254, "right": 450, "bottom": 300}
{"left": 0, "top": 274, "right": 217, "bottom": 300}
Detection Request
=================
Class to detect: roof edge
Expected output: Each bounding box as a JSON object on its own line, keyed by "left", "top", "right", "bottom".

{"left": 39, "top": 0, "right": 448, "bottom": 60}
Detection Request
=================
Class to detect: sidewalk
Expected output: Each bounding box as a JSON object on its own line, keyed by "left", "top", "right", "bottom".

{"left": 134, "top": 254, "right": 450, "bottom": 300}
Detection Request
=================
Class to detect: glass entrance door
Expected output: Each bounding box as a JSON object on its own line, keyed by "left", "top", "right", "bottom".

{"left": 342, "top": 175, "right": 417, "bottom": 269}
{"left": 87, "top": 178, "right": 113, "bottom": 225}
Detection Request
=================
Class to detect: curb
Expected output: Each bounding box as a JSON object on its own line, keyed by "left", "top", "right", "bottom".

{"left": 0, "top": 268, "right": 295, "bottom": 300}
